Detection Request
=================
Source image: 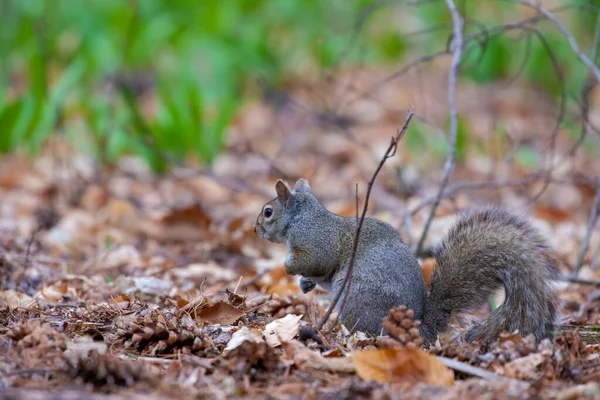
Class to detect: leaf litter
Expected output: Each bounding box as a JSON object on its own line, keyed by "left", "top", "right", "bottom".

{"left": 0, "top": 67, "right": 600, "bottom": 399}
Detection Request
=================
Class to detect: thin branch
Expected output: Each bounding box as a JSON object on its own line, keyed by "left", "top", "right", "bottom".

{"left": 415, "top": 0, "right": 463, "bottom": 255}
{"left": 592, "top": 10, "right": 600, "bottom": 64}
{"left": 436, "top": 356, "right": 516, "bottom": 381}
{"left": 513, "top": 0, "right": 600, "bottom": 83}
{"left": 572, "top": 181, "right": 600, "bottom": 277}
{"left": 408, "top": 174, "right": 598, "bottom": 218}
{"left": 519, "top": 25, "right": 566, "bottom": 204}
{"left": 316, "top": 111, "right": 415, "bottom": 331}
{"left": 591, "top": 240, "right": 600, "bottom": 271}
{"left": 560, "top": 275, "right": 600, "bottom": 287}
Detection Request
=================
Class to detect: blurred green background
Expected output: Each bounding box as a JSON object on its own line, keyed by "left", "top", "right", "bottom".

{"left": 0, "top": 0, "right": 598, "bottom": 172}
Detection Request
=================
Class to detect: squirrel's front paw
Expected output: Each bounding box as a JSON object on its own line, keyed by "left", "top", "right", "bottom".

{"left": 300, "top": 277, "right": 316, "bottom": 294}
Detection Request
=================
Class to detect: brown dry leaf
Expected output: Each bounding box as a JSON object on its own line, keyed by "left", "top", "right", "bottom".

{"left": 40, "top": 280, "right": 80, "bottom": 303}
{"left": 195, "top": 301, "right": 245, "bottom": 325}
{"left": 282, "top": 340, "right": 355, "bottom": 373}
{"left": 266, "top": 282, "right": 301, "bottom": 296}
{"left": 502, "top": 353, "right": 547, "bottom": 380}
{"left": 0, "top": 290, "right": 35, "bottom": 309}
{"left": 144, "top": 204, "right": 212, "bottom": 241}
{"left": 170, "top": 295, "right": 190, "bottom": 309}
{"left": 263, "top": 267, "right": 300, "bottom": 296}
{"left": 105, "top": 198, "right": 140, "bottom": 229}
{"left": 160, "top": 204, "right": 211, "bottom": 227}
{"left": 533, "top": 204, "right": 572, "bottom": 224}
{"left": 112, "top": 294, "right": 134, "bottom": 303}
{"left": 80, "top": 185, "right": 109, "bottom": 211}
{"left": 227, "top": 216, "right": 246, "bottom": 233}
{"left": 329, "top": 201, "right": 357, "bottom": 217}
{"left": 351, "top": 347, "right": 454, "bottom": 386}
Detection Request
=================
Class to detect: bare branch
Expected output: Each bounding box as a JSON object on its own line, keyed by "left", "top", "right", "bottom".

{"left": 316, "top": 110, "right": 415, "bottom": 331}
{"left": 415, "top": 0, "right": 463, "bottom": 255}
{"left": 559, "top": 275, "right": 600, "bottom": 287}
{"left": 513, "top": 0, "right": 600, "bottom": 83}
{"left": 592, "top": 10, "right": 600, "bottom": 63}
{"left": 436, "top": 356, "right": 517, "bottom": 381}
{"left": 572, "top": 181, "right": 600, "bottom": 277}
{"left": 591, "top": 240, "right": 600, "bottom": 271}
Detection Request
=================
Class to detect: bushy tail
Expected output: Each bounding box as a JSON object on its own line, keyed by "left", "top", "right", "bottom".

{"left": 420, "top": 206, "right": 559, "bottom": 345}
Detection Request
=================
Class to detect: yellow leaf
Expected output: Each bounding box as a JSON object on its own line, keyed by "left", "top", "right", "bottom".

{"left": 351, "top": 347, "right": 454, "bottom": 386}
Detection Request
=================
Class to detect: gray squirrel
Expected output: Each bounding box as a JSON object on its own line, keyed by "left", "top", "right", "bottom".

{"left": 254, "top": 179, "right": 559, "bottom": 345}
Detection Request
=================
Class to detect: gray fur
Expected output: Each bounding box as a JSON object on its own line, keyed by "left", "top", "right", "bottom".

{"left": 255, "top": 180, "right": 558, "bottom": 344}
{"left": 421, "top": 205, "right": 559, "bottom": 344}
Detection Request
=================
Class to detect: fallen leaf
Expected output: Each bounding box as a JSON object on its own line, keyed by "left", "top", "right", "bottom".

{"left": 351, "top": 347, "right": 454, "bottom": 386}
{"left": 0, "top": 290, "right": 35, "bottom": 309}
{"left": 263, "top": 267, "right": 300, "bottom": 296}
{"left": 146, "top": 204, "right": 212, "bottom": 241}
{"left": 129, "top": 276, "right": 173, "bottom": 297}
{"left": 64, "top": 336, "right": 108, "bottom": 364}
{"left": 281, "top": 340, "right": 355, "bottom": 373}
{"left": 105, "top": 198, "right": 140, "bottom": 229}
{"left": 196, "top": 301, "right": 245, "bottom": 325}
{"left": 46, "top": 210, "right": 97, "bottom": 248}
{"left": 264, "top": 314, "right": 303, "bottom": 347}
{"left": 40, "top": 280, "right": 69, "bottom": 303}
{"left": 112, "top": 294, "right": 134, "bottom": 303}
{"left": 171, "top": 262, "right": 237, "bottom": 282}
{"left": 502, "top": 353, "right": 547, "bottom": 380}
{"left": 533, "top": 204, "right": 572, "bottom": 223}
{"left": 225, "top": 326, "right": 264, "bottom": 351}
{"left": 160, "top": 204, "right": 211, "bottom": 227}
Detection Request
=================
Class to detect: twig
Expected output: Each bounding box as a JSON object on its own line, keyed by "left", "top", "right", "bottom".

{"left": 513, "top": 0, "right": 600, "bottom": 83}
{"left": 560, "top": 275, "right": 600, "bottom": 287}
{"left": 0, "top": 368, "right": 53, "bottom": 377}
{"left": 518, "top": 25, "right": 566, "bottom": 205}
{"left": 436, "top": 356, "right": 515, "bottom": 381}
{"left": 573, "top": 181, "right": 600, "bottom": 277}
{"left": 591, "top": 240, "right": 600, "bottom": 271}
{"left": 415, "top": 0, "right": 463, "bottom": 255}
{"left": 316, "top": 111, "right": 415, "bottom": 331}
{"left": 592, "top": 10, "right": 600, "bottom": 64}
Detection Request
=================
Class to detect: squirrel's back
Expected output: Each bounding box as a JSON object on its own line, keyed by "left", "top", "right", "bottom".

{"left": 420, "top": 205, "right": 559, "bottom": 344}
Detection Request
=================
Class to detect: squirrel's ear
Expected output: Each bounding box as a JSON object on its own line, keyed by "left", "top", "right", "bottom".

{"left": 293, "top": 178, "right": 311, "bottom": 193}
{"left": 275, "top": 180, "right": 292, "bottom": 204}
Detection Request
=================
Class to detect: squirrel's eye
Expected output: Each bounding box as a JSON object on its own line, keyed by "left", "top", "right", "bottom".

{"left": 264, "top": 207, "right": 273, "bottom": 218}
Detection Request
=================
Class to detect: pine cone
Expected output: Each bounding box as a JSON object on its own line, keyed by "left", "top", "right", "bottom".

{"left": 382, "top": 305, "right": 423, "bottom": 348}
{"left": 117, "top": 310, "right": 218, "bottom": 356}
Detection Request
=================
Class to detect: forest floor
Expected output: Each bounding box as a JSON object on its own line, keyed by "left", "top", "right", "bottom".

{"left": 1, "top": 64, "right": 600, "bottom": 399}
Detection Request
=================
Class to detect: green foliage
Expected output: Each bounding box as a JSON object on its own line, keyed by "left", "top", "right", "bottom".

{"left": 0, "top": 0, "right": 405, "bottom": 170}
{"left": 0, "top": 0, "right": 598, "bottom": 170}
{"left": 515, "top": 146, "right": 539, "bottom": 170}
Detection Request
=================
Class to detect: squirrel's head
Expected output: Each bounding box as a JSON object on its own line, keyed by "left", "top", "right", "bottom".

{"left": 254, "top": 178, "right": 313, "bottom": 243}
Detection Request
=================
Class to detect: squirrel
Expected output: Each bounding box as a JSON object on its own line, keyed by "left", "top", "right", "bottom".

{"left": 254, "top": 178, "right": 559, "bottom": 345}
